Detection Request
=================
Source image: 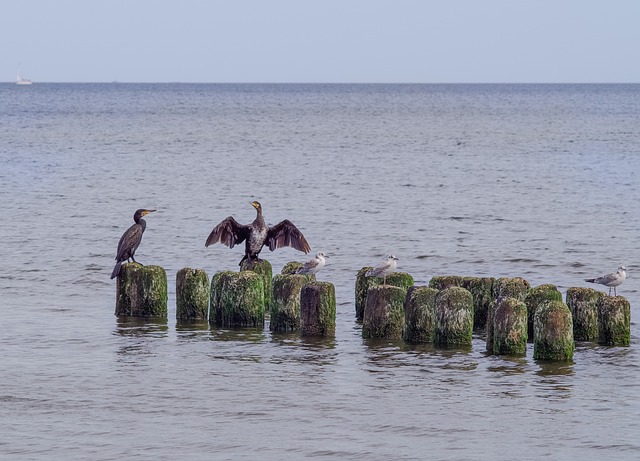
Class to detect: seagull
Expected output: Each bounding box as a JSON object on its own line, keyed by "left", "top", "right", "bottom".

{"left": 584, "top": 266, "right": 627, "bottom": 296}
{"left": 296, "top": 252, "right": 328, "bottom": 275}
{"left": 366, "top": 255, "right": 399, "bottom": 285}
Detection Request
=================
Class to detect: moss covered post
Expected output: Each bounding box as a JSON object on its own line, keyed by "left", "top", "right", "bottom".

{"left": 461, "top": 277, "right": 495, "bottom": 331}
{"left": 176, "top": 268, "right": 209, "bottom": 320}
{"left": 115, "top": 262, "right": 168, "bottom": 318}
{"left": 355, "top": 268, "right": 413, "bottom": 321}
{"left": 300, "top": 282, "right": 336, "bottom": 337}
{"left": 209, "top": 270, "right": 265, "bottom": 328}
{"left": 566, "top": 287, "right": 601, "bottom": 341}
{"left": 493, "top": 297, "right": 527, "bottom": 355}
{"left": 240, "top": 259, "right": 273, "bottom": 311}
{"left": 524, "top": 284, "right": 563, "bottom": 341}
{"left": 362, "top": 286, "right": 406, "bottom": 339}
{"left": 598, "top": 296, "right": 631, "bottom": 346}
{"left": 429, "top": 275, "right": 464, "bottom": 291}
{"left": 404, "top": 286, "right": 438, "bottom": 344}
{"left": 271, "top": 274, "right": 308, "bottom": 332}
{"left": 435, "top": 287, "right": 474, "bottom": 347}
{"left": 533, "top": 300, "right": 574, "bottom": 361}
{"left": 486, "top": 277, "right": 530, "bottom": 353}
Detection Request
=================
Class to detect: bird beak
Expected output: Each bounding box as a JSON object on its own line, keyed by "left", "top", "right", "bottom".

{"left": 143, "top": 209, "right": 157, "bottom": 216}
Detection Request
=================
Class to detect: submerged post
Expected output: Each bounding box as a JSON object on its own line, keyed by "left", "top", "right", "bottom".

{"left": 403, "top": 286, "right": 438, "bottom": 344}
{"left": 176, "top": 268, "right": 210, "bottom": 320}
{"left": 486, "top": 277, "right": 530, "bottom": 352}
{"left": 493, "top": 297, "right": 528, "bottom": 355}
{"left": 435, "top": 286, "right": 474, "bottom": 347}
{"left": 566, "top": 287, "right": 601, "bottom": 341}
{"left": 300, "top": 282, "right": 336, "bottom": 337}
{"left": 533, "top": 300, "right": 574, "bottom": 361}
{"left": 209, "top": 270, "right": 265, "bottom": 328}
{"left": 598, "top": 296, "right": 631, "bottom": 346}
{"left": 429, "top": 275, "right": 464, "bottom": 291}
{"left": 115, "top": 263, "right": 168, "bottom": 318}
{"left": 362, "top": 285, "right": 406, "bottom": 339}
{"left": 271, "top": 274, "right": 308, "bottom": 332}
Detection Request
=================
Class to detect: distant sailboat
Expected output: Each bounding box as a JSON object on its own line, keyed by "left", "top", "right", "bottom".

{"left": 16, "top": 65, "right": 32, "bottom": 85}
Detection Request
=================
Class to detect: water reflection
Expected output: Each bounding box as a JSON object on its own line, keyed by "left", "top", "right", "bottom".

{"left": 175, "top": 319, "right": 210, "bottom": 340}
{"left": 113, "top": 317, "right": 169, "bottom": 337}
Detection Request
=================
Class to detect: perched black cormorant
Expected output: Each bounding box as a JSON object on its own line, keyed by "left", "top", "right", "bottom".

{"left": 205, "top": 201, "right": 311, "bottom": 265}
{"left": 110, "top": 208, "right": 156, "bottom": 279}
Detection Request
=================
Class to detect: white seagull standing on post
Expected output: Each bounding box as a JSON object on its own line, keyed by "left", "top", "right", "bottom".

{"left": 366, "top": 255, "right": 399, "bottom": 285}
{"left": 584, "top": 266, "right": 627, "bottom": 296}
{"left": 296, "top": 252, "right": 328, "bottom": 275}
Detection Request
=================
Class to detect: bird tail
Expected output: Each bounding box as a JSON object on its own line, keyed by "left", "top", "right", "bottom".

{"left": 584, "top": 278, "right": 595, "bottom": 283}
{"left": 111, "top": 261, "right": 122, "bottom": 279}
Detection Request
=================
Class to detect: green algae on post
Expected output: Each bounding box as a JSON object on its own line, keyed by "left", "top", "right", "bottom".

{"left": 435, "top": 286, "right": 474, "bottom": 347}
{"left": 176, "top": 268, "right": 209, "bottom": 320}
{"left": 486, "top": 277, "right": 531, "bottom": 352}
{"left": 355, "top": 268, "right": 414, "bottom": 321}
{"left": 300, "top": 282, "right": 336, "bottom": 337}
{"left": 362, "top": 285, "right": 406, "bottom": 339}
{"left": 566, "top": 287, "right": 601, "bottom": 341}
{"left": 533, "top": 300, "right": 574, "bottom": 361}
{"left": 461, "top": 277, "right": 495, "bottom": 331}
{"left": 524, "top": 284, "right": 562, "bottom": 341}
{"left": 493, "top": 297, "right": 527, "bottom": 356}
{"left": 597, "top": 295, "right": 631, "bottom": 346}
{"left": 271, "top": 274, "right": 308, "bottom": 332}
{"left": 209, "top": 270, "right": 265, "bottom": 328}
{"left": 240, "top": 258, "right": 273, "bottom": 310}
{"left": 403, "top": 286, "right": 438, "bottom": 344}
{"left": 428, "top": 275, "right": 464, "bottom": 291}
{"left": 115, "top": 263, "right": 168, "bottom": 318}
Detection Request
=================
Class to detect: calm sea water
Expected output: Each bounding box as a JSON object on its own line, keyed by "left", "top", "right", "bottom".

{"left": 1, "top": 83, "right": 639, "bottom": 460}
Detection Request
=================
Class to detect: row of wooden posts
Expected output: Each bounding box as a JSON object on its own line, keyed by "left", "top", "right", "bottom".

{"left": 114, "top": 260, "right": 631, "bottom": 361}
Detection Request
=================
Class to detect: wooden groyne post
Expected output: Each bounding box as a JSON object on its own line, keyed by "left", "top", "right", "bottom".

{"left": 355, "top": 268, "right": 414, "bottom": 321}
{"left": 598, "top": 296, "right": 631, "bottom": 346}
{"left": 270, "top": 274, "right": 309, "bottom": 332}
{"left": 533, "top": 300, "right": 574, "bottom": 361}
{"left": 486, "top": 277, "right": 530, "bottom": 353}
{"left": 404, "top": 286, "right": 438, "bottom": 344}
{"left": 240, "top": 259, "right": 273, "bottom": 310}
{"left": 115, "top": 263, "right": 168, "bottom": 318}
{"left": 493, "top": 297, "right": 527, "bottom": 355}
{"left": 435, "top": 286, "right": 474, "bottom": 347}
{"left": 209, "top": 270, "right": 265, "bottom": 328}
{"left": 176, "top": 268, "right": 209, "bottom": 320}
{"left": 362, "top": 285, "right": 406, "bottom": 339}
{"left": 566, "top": 287, "right": 601, "bottom": 341}
{"left": 524, "top": 284, "right": 562, "bottom": 341}
{"left": 461, "top": 277, "right": 495, "bottom": 331}
{"left": 300, "top": 282, "right": 336, "bottom": 337}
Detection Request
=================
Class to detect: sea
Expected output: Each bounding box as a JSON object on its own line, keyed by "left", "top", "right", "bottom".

{"left": 1, "top": 83, "right": 639, "bottom": 460}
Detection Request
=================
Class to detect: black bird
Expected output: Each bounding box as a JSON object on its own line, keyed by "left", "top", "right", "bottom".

{"left": 110, "top": 208, "right": 156, "bottom": 279}
{"left": 205, "top": 201, "right": 311, "bottom": 265}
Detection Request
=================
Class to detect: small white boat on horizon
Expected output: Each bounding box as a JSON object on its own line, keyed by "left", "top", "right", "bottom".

{"left": 16, "top": 66, "right": 33, "bottom": 85}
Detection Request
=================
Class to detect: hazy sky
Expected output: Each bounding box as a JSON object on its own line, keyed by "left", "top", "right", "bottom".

{"left": 4, "top": 0, "right": 639, "bottom": 83}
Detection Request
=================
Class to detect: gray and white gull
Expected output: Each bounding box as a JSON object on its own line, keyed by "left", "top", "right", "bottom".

{"left": 296, "top": 252, "right": 328, "bottom": 275}
{"left": 585, "top": 266, "right": 627, "bottom": 296}
{"left": 366, "top": 255, "right": 399, "bottom": 285}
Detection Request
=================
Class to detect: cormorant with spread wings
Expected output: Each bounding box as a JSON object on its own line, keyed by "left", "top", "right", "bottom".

{"left": 205, "top": 201, "right": 311, "bottom": 265}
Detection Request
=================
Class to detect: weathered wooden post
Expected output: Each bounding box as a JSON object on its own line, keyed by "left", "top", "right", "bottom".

{"left": 435, "top": 287, "right": 474, "bottom": 347}
{"left": 566, "top": 287, "right": 601, "bottom": 341}
{"left": 355, "top": 268, "right": 413, "bottom": 321}
{"left": 209, "top": 270, "right": 265, "bottom": 328}
{"left": 115, "top": 262, "right": 168, "bottom": 318}
{"left": 403, "top": 286, "right": 438, "bottom": 344}
{"left": 176, "top": 268, "right": 209, "bottom": 320}
{"left": 533, "top": 300, "right": 574, "bottom": 361}
{"left": 524, "top": 284, "right": 563, "bottom": 341}
{"left": 429, "top": 275, "right": 463, "bottom": 291}
{"left": 486, "top": 277, "right": 530, "bottom": 352}
{"left": 240, "top": 258, "right": 273, "bottom": 310}
{"left": 461, "top": 277, "right": 495, "bottom": 331}
{"left": 493, "top": 297, "right": 528, "bottom": 355}
{"left": 362, "top": 285, "right": 406, "bottom": 339}
{"left": 300, "top": 282, "right": 336, "bottom": 337}
{"left": 270, "top": 274, "right": 308, "bottom": 332}
{"left": 598, "top": 296, "right": 631, "bottom": 346}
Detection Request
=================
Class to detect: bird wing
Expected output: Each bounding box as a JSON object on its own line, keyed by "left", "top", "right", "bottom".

{"left": 205, "top": 216, "right": 250, "bottom": 248}
{"left": 298, "top": 258, "right": 319, "bottom": 273}
{"left": 367, "top": 260, "right": 390, "bottom": 277}
{"left": 596, "top": 272, "right": 621, "bottom": 286}
{"left": 116, "top": 223, "right": 143, "bottom": 261}
{"left": 266, "top": 219, "right": 311, "bottom": 253}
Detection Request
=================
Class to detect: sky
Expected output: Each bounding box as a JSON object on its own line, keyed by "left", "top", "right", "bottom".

{"left": 3, "top": 0, "right": 640, "bottom": 83}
